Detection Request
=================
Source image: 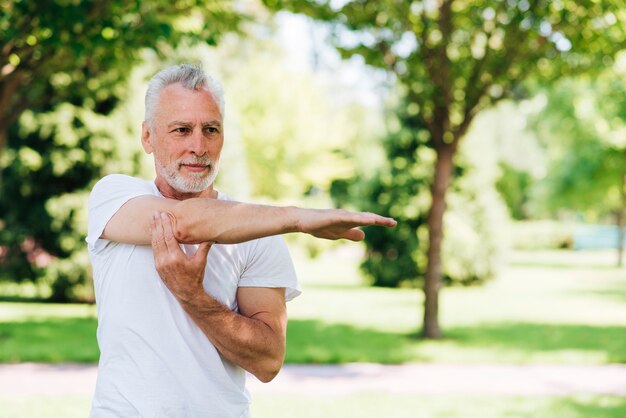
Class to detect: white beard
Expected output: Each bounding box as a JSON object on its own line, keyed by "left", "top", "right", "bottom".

{"left": 157, "top": 158, "right": 220, "bottom": 193}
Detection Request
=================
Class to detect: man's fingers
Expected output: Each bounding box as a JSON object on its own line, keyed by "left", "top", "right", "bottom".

{"left": 343, "top": 228, "right": 365, "bottom": 242}
{"left": 375, "top": 215, "right": 397, "bottom": 227}
{"left": 356, "top": 212, "right": 397, "bottom": 227}
{"left": 195, "top": 241, "right": 213, "bottom": 261}
{"left": 160, "top": 212, "right": 179, "bottom": 252}
{"left": 151, "top": 212, "right": 165, "bottom": 252}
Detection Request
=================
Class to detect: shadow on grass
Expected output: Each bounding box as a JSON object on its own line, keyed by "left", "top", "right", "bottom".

{"left": 3, "top": 317, "right": 626, "bottom": 365}
{"left": 447, "top": 322, "right": 626, "bottom": 363}
{"left": 0, "top": 317, "right": 98, "bottom": 363}
{"left": 287, "top": 320, "right": 626, "bottom": 364}
{"left": 582, "top": 280, "right": 626, "bottom": 304}
{"left": 286, "top": 319, "right": 426, "bottom": 364}
{"left": 555, "top": 396, "right": 626, "bottom": 417}
{"left": 0, "top": 295, "right": 49, "bottom": 303}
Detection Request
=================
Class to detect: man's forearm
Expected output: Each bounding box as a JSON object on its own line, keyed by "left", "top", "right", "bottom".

{"left": 169, "top": 198, "right": 397, "bottom": 244}
{"left": 169, "top": 198, "right": 300, "bottom": 244}
{"left": 178, "top": 292, "right": 286, "bottom": 383}
{"left": 104, "top": 194, "right": 395, "bottom": 246}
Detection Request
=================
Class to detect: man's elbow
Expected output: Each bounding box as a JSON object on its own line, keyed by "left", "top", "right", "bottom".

{"left": 167, "top": 209, "right": 216, "bottom": 244}
{"left": 167, "top": 200, "right": 222, "bottom": 244}
{"left": 253, "top": 358, "right": 283, "bottom": 383}
{"left": 165, "top": 211, "right": 192, "bottom": 243}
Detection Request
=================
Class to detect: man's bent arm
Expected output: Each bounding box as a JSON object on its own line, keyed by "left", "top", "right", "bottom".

{"left": 102, "top": 195, "right": 396, "bottom": 246}
{"left": 180, "top": 287, "right": 287, "bottom": 383}
{"left": 151, "top": 213, "right": 287, "bottom": 382}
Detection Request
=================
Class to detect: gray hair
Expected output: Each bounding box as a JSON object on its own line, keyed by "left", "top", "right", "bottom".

{"left": 144, "top": 64, "right": 225, "bottom": 128}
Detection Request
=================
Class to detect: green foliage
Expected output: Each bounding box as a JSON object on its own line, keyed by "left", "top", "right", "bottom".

{"left": 0, "top": 0, "right": 243, "bottom": 140}
{"left": 330, "top": 103, "right": 427, "bottom": 287}
{"left": 0, "top": 2, "right": 244, "bottom": 301}
{"left": 331, "top": 100, "right": 509, "bottom": 288}
{"left": 528, "top": 68, "right": 626, "bottom": 219}
{"left": 265, "top": 0, "right": 626, "bottom": 337}
{"left": 509, "top": 221, "right": 574, "bottom": 250}
{"left": 0, "top": 106, "right": 115, "bottom": 300}
{"left": 495, "top": 162, "right": 533, "bottom": 220}
{"left": 216, "top": 36, "right": 360, "bottom": 200}
{"left": 265, "top": 0, "right": 626, "bottom": 139}
{"left": 443, "top": 177, "right": 509, "bottom": 286}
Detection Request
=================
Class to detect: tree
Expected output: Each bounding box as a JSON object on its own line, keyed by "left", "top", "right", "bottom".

{"left": 331, "top": 94, "right": 509, "bottom": 289}
{"left": 263, "top": 0, "right": 626, "bottom": 337}
{"left": 0, "top": 1, "right": 243, "bottom": 300}
{"left": 0, "top": 0, "right": 243, "bottom": 157}
{"left": 529, "top": 70, "right": 626, "bottom": 265}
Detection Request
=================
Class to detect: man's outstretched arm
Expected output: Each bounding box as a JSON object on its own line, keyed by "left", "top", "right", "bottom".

{"left": 102, "top": 194, "right": 396, "bottom": 246}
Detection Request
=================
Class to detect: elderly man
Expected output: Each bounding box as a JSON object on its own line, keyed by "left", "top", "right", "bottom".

{"left": 86, "top": 64, "right": 395, "bottom": 417}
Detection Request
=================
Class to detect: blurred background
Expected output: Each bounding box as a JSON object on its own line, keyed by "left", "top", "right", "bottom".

{"left": 1, "top": 1, "right": 626, "bottom": 417}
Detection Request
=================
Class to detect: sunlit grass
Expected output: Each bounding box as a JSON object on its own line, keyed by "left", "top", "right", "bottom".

{"left": 251, "top": 394, "right": 626, "bottom": 418}
{"left": 1, "top": 248, "right": 625, "bottom": 418}
{"left": 284, "top": 247, "right": 626, "bottom": 365}
{"left": 2, "top": 394, "right": 625, "bottom": 418}
{"left": 0, "top": 396, "right": 92, "bottom": 418}
{"left": 1, "top": 248, "right": 625, "bottom": 365}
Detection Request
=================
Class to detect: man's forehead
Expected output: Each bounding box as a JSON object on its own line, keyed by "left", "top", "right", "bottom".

{"left": 159, "top": 83, "right": 217, "bottom": 104}
{"left": 166, "top": 119, "right": 222, "bottom": 127}
{"left": 156, "top": 85, "right": 222, "bottom": 118}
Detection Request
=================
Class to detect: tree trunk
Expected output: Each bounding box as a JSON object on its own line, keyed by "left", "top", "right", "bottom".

{"left": 422, "top": 143, "right": 455, "bottom": 339}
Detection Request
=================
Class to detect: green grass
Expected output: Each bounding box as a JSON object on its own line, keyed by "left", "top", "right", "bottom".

{"left": 0, "top": 303, "right": 97, "bottom": 363}
{"left": 283, "top": 247, "right": 626, "bottom": 365}
{"left": 1, "top": 249, "right": 626, "bottom": 365}
{"left": 0, "top": 396, "right": 93, "bottom": 418}
{"left": 1, "top": 248, "right": 625, "bottom": 418}
{"left": 1, "top": 394, "right": 625, "bottom": 418}
{"left": 251, "top": 394, "right": 626, "bottom": 418}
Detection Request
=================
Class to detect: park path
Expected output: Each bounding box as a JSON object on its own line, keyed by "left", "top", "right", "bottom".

{"left": 1, "top": 363, "right": 626, "bottom": 397}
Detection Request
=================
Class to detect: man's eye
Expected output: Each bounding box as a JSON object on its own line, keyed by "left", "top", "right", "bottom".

{"left": 173, "top": 127, "right": 189, "bottom": 133}
{"left": 206, "top": 127, "right": 219, "bottom": 134}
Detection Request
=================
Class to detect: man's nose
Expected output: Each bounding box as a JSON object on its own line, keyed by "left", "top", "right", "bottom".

{"left": 188, "top": 129, "right": 207, "bottom": 156}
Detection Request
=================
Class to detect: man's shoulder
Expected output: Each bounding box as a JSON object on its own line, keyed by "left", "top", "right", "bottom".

{"left": 91, "top": 174, "right": 155, "bottom": 195}
{"left": 95, "top": 174, "right": 151, "bottom": 187}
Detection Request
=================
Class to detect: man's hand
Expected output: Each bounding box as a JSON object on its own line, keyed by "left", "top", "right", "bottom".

{"left": 150, "top": 211, "right": 287, "bottom": 382}
{"left": 151, "top": 212, "right": 212, "bottom": 304}
{"left": 297, "top": 209, "right": 397, "bottom": 241}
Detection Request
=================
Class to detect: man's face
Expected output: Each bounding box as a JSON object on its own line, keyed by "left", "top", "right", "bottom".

{"left": 142, "top": 83, "right": 224, "bottom": 196}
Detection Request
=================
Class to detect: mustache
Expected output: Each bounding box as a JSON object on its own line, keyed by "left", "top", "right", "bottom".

{"left": 177, "top": 158, "right": 213, "bottom": 167}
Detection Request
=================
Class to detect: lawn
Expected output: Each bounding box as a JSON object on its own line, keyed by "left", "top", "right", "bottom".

{"left": 1, "top": 248, "right": 625, "bottom": 365}
{"left": 1, "top": 247, "right": 625, "bottom": 418}
{"left": 1, "top": 394, "right": 625, "bottom": 418}
{"left": 284, "top": 248, "right": 626, "bottom": 365}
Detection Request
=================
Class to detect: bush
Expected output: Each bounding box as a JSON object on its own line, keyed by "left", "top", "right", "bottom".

{"left": 509, "top": 220, "right": 574, "bottom": 250}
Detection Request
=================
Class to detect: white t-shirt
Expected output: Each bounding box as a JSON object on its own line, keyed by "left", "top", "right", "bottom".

{"left": 86, "top": 174, "right": 300, "bottom": 418}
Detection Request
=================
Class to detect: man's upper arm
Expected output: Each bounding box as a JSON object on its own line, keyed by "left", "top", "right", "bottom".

{"left": 236, "top": 287, "right": 288, "bottom": 336}
{"left": 87, "top": 175, "right": 173, "bottom": 250}
{"left": 102, "top": 195, "right": 176, "bottom": 245}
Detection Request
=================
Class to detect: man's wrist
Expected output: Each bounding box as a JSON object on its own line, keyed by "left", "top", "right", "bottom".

{"left": 179, "top": 290, "right": 221, "bottom": 314}
{"left": 286, "top": 206, "right": 303, "bottom": 234}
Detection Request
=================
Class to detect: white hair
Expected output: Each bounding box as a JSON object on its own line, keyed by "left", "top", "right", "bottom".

{"left": 144, "top": 64, "right": 225, "bottom": 129}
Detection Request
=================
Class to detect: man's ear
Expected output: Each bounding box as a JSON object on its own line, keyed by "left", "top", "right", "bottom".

{"left": 141, "top": 121, "right": 154, "bottom": 154}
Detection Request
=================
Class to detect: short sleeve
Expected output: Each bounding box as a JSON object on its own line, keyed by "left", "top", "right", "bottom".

{"left": 86, "top": 174, "right": 155, "bottom": 254}
{"left": 239, "top": 236, "right": 301, "bottom": 302}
